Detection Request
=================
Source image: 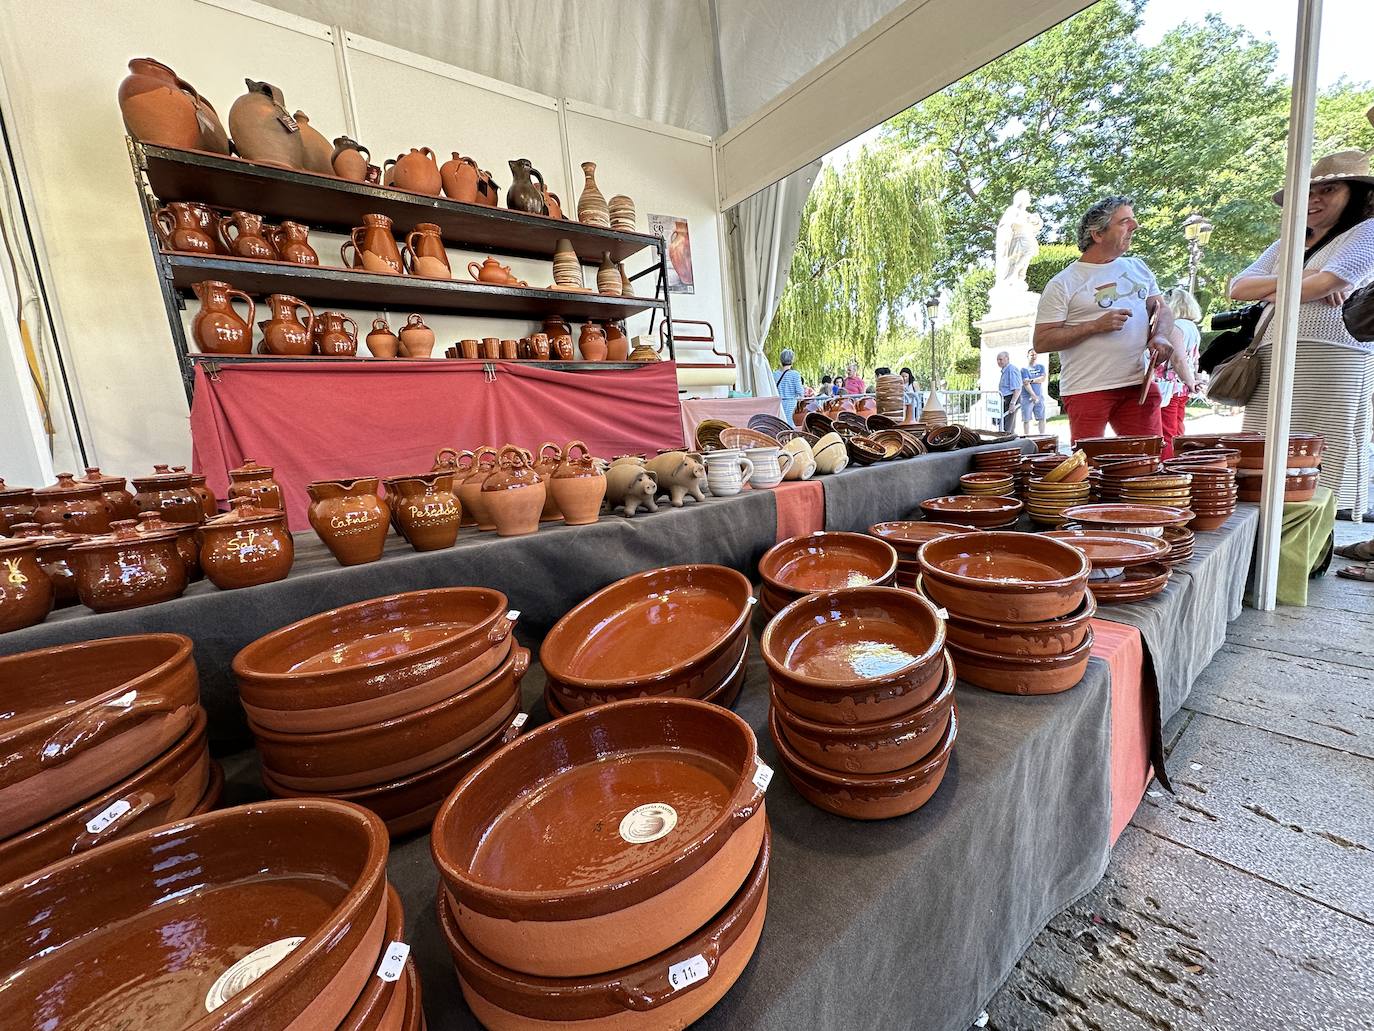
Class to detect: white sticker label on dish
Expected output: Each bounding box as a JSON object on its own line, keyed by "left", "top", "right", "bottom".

{"left": 376, "top": 941, "right": 410, "bottom": 982}
{"left": 618, "top": 802, "right": 678, "bottom": 844}
{"left": 205, "top": 937, "right": 305, "bottom": 1012}
{"left": 668, "top": 954, "right": 711, "bottom": 992}
{"left": 507, "top": 609, "right": 522, "bottom": 621}
{"left": 85, "top": 798, "right": 131, "bottom": 836}
{"left": 752, "top": 760, "right": 774, "bottom": 793}
{"left": 510, "top": 712, "right": 529, "bottom": 730}
{"left": 934, "top": 607, "right": 950, "bottom": 621}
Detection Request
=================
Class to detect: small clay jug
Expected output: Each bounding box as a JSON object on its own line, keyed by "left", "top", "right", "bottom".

{"left": 342, "top": 213, "right": 403, "bottom": 275}
{"left": 306, "top": 477, "right": 390, "bottom": 566}
{"left": 293, "top": 111, "right": 334, "bottom": 174}
{"left": 12, "top": 522, "right": 85, "bottom": 606}
{"left": 77, "top": 468, "right": 137, "bottom": 520}
{"left": 312, "top": 311, "right": 359, "bottom": 356}
{"left": 191, "top": 280, "right": 255, "bottom": 355}
{"left": 458, "top": 446, "right": 499, "bottom": 529}
{"left": 217, "top": 210, "right": 277, "bottom": 261}
{"left": 550, "top": 441, "right": 607, "bottom": 526}
{"left": 577, "top": 161, "right": 609, "bottom": 226}
{"left": 331, "top": 136, "right": 371, "bottom": 181}
{"left": 389, "top": 473, "right": 462, "bottom": 551}
{"left": 579, "top": 323, "right": 608, "bottom": 362}
{"left": 258, "top": 294, "right": 315, "bottom": 356}
{"left": 365, "top": 317, "right": 400, "bottom": 358}
{"left": 228, "top": 79, "right": 306, "bottom": 169}
{"left": 32, "top": 473, "right": 112, "bottom": 534}
{"left": 390, "top": 147, "right": 441, "bottom": 194}
{"left": 481, "top": 446, "right": 546, "bottom": 538}
{"left": 69, "top": 520, "right": 187, "bottom": 613}
{"left": 476, "top": 168, "right": 500, "bottom": 206}
{"left": 118, "top": 58, "right": 200, "bottom": 149}
{"left": 530, "top": 333, "right": 551, "bottom": 360}
{"left": 199, "top": 499, "right": 294, "bottom": 589}
{"left": 0, "top": 538, "right": 54, "bottom": 632}
{"left": 506, "top": 158, "right": 548, "bottom": 214}
{"left": 402, "top": 223, "right": 450, "bottom": 278}
{"left": 596, "top": 251, "right": 622, "bottom": 296}
{"left": 605, "top": 321, "right": 630, "bottom": 361}
{"left": 441, "top": 153, "right": 480, "bottom": 203}
{"left": 131, "top": 465, "right": 203, "bottom": 525}
{"left": 398, "top": 314, "right": 435, "bottom": 358}
{"left": 227, "top": 459, "right": 284, "bottom": 510}
{"left": 270, "top": 221, "right": 318, "bottom": 265}
{"left": 534, "top": 442, "right": 564, "bottom": 521}
{"left": 468, "top": 257, "right": 518, "bottom": 285}
{"left": 155, "top": 202, "right": 217, "bottom": 254}
{"left": 134, "top": 511, "right": 201, "bottom": 582}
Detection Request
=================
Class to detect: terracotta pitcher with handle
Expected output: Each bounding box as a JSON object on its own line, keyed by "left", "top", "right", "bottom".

{"left": 216, "top": 210, "right": 277, "bottom": 260}
{"left": 258, "top": 294, "right": 314, "bottom": 355}
{"left": 154, "top": 202, "right": 216, "bottom": 254}
{"left": 389, "top": 147, "right": 441, "bottom": 194}
{"left": 341, "top": 213, "right": 402, "bottom": 275}
{"left": 191, "top": 280, "right": 254, "bottom": 355}
{"left": 402, "top": 223, "right": 450, "bottom": 278}
{"left": 269, "top": 221, "right": 318, "bottom": 265}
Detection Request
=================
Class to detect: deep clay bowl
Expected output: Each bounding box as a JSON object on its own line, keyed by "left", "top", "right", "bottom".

{"left": 947, "top": 628, "right": 1094, "bottom": 695}
{"left": 918, "top": 494, "right": 1024, "bottom": 527}
{"left": 867, "top": 521, "right": 974, "bottom": 559}
{"left": 917, "top": 531, "right": 1089, "bottom": 623}
{"left": 758, "top": 532, "right": 899, "bottom": 601}
{"left": 0, "top": 633, "right": 197, "bottom": 841}
{"left": 923, "top": 582, "right": 1098, "bottom": 658}
{"left": 761, "top": 586, "right": 947, "bottom": 724}
{"left": 769, "top": 703, "right": 957, "bottom": 820}
{"left": 430, "top": 697, "right": 766, "bottom": 978}
{"left": 438, "top": 823, "right": 769, "bottom": 1028}
{"left": 539, "top": 565, "right": 754, "bottom": 694}
{"left": 234, "top": 587, "right": 515, "bottom": 713}
{"left": 0, "top": 799, "right": 389, "bottom": 1031}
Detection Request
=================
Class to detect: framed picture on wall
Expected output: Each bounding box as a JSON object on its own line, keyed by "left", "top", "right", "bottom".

{"left": 648, "top": 214, "right": 695, "bottom": 294}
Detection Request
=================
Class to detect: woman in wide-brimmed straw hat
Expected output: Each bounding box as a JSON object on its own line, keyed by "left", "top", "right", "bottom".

{"left": 1230, "top": 114, "right": 1374, "bottom": 523}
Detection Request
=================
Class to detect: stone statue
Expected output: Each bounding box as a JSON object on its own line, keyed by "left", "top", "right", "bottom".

{"left": 994, "top": 189, "right": 1042, "bottom": 291}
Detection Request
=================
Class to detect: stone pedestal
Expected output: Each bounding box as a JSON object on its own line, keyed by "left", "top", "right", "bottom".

{"left": 975, "top": 308, "right": 1038, "bottom": 395}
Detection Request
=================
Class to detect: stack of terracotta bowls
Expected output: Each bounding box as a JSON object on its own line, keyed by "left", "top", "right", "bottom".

{"left": 234, "top": 588, "right": 525, "bottom": 836}
{"left": 868, "top": 520, "right": 974, "bottom": 588}
{"left": 0, "top": 634, "right": 218, "bottom": 885}
{"left": 1222, "top": 432, "right": 1324, "bottom": 503}
{"left": 432, "top": 697, "right": 770, "bottom": 1029}
{"left": 1090, "top": 453, "right": 1163, "bottom": 501}
{"left": 1074, "top": 435, "right": 1162, "bottom": 464}
{"left": 917, "top": 531, "right": 1093, "bottom": 694}
{"left": 1044, "top": 527, "right": 1173, "bottom": 604}
{"left": 1166, "top": 457, "right": 1239, "bottom": 530}
{"left": 918, "top": 494, "right": 1023, "bottom": 529}
{"left": 0, "top": 800, "right": 421, "bottom": 1029}
{"left": 1060, "top": 502, "right": 1193, "bottom": 539}
{"left": 541, "top": 565, "right": 753, "bottom": 715}
{"left": 973, "top": 445, "right": 1024, "bottom": 475}
{"left": 757, "top": 531, "right": 898, "bottom": 617}
{"left": 961, "top": 471, "right": 1016, "bottom": 498}
{"left": 764, "top": 586, "right": 956, "bottom": 818}
{"left": 1025, "top": 476, "right": 1092, "bottom": 526}
{"left": 1117, "top": 472, "right": 1193, "bottom": 509}
{"left": 1162, "top": 525, "right": 1196, "bottom": 565}
{"left": 1024, "top": 434, "right": 1061, "bottom": 453}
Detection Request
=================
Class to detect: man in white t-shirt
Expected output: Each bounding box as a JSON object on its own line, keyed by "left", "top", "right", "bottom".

{"left": 1034, "top": 196, "right": 1175, "bottom": 443}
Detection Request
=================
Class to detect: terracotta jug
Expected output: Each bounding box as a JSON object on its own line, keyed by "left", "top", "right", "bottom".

{"left": 190, "top": 280, "right": 255, "bottom": 355}
{"left": 77, "top": 468, "right": 137, "bottom": 520}
{"left": 507, "top": 158, "right": 548, "bottom": 215}
{"left": 389, "top": 473, "right": 462, "bottom": 551}
{"left": 188, "top": 203, "right": 222, "bottom": 252}
{"left": 306, "top": 477, "right": 389, "bottom": 565}
{"left": 533, "top": 442, "right": 564, "bottom": 521}
{"left": 402, "top": 223, "right": 450, "bottom": 278}
{"left": 342, "top": 213, "right": 403, "bottom": 275}
{"left": 258, "top": 294, "right": 314, "bottom": 356}
{"left": 596, "top": 251, "right": 622, "bottom": 296}
{"left": 198, "top": 499, "right": 294, "bottom": 589}
{"left": 577, "top": 161, "right": 609, "bottom": 227}
{"left": 154, "top": 202, "right": 217, "bottom": 254}
{"left": 389, "top": 147, "right": 441, "bottom": 194}
{"left": 441, "top": 153, "right": 480, "bottom": 203}
{"left": 228, "top": 79, "right": 306, "bottom": 169}
{"left": 227, "top": 459, "right": 283, "bottom": 510}
{"left": 68, "top": 521, "right": 187, "bottom": 613}
{"left": 131, "top": 466, "right": 203, "bottom": 525}
{"left": 0, "top": 538, "right": 53, "bottom": 632}
{"left": 481, "top": 446, "right": 546, "bottom": 538}
{"left": 605, "top": 321, "right": 630, "bottom": 361}
{"left": 293, "top": 111, "right": 334, "bottom": 174}
{"left": 331, "top": 136, "right": 371, "bottom": 181}
{"left": 312, "top": 311, "right": 359, "bottom": 356}
{"left": 551, "top": 441, "right": 607, "bottom": 526}
{"left": 365, "top": 316, "right": 400, "bottom": 358}
{"left": 458, "top": 446, "right": 499, "bottom": 529}
{"left": 118, "top": 58, "right": 228, "bottom": 153}
{"left": 476, "top": 168, "right": 500, "bottom": 206}
{"left": 398, "top": 314, "right": 435, "bottom": 358}
{"left": 217, "top": 211, "right": 277, "bottom": 261}
{"left": 579, "top": 323, "right": 608, "bottom": 362}
{"left": 270, "top": 221, "right": 318, "bottom": 265}
{"left": 33, "top": 473, "right": 111, "bottom": 534}
{"left": 530, "top": 333, "right": 551, "bottom": 360}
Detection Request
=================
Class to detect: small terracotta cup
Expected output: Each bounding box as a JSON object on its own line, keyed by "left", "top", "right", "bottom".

{"left": 459, "top": 338, "right": 480, "bottom": 359}
{"left": 481, "top": 337, "right": 500, "bottom": 360}
{"left": 499, "top": 339, "right": 519, "bottom": 360}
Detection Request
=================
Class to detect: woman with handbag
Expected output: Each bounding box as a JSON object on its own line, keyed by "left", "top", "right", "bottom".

{"left": 1228, "top": 147, "right": 1374, "bottom": 517}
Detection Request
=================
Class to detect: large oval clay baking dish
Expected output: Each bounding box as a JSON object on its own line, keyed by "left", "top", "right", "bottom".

{"left": 431, "top": 697, "right": 767, "bottom": 978}
{"left": 0, "top": 633, "right": 197, "bottom": 840}
{"left": 948, "top": 628, "right": 1095, "bottom": 695}
{"left": 917, "top": 531, "right": 1089, "bottom": 623}
{"left": 1059, "top": 503, "right": 1193, "bottom": 530}
{"left": 1042, "top": 528, "right": 1171, "bottom": 569}
{"left": 234, "top": 587, "right": 516, "bottom": 713}
{"left": 761, "top": 586, "right": 946, "bottom": 724}
{"left": 0, "top": 799, "right": 389, "bottom": 1031}
{"left": 338, "top": 884, "right": 413, "bottom": 1031}
{"left": 918, "top": 494, "right": 1023, "bottom": 527}
{"left": 758, "top": 532, "right": 898, "bottom": 601}
{"left": 770, "top": 704, "right": 957, "bottom": 819}
{"left": 539, "top": 565, "right": 754, "bottom": 695}
{"left": 439, "top": 822, "right": 770, "bottom": 1029}
{"left": 253, "top": 646, "right": 528, "bottom": 791}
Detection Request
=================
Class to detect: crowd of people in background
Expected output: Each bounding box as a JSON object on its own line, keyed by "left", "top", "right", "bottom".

{"left": 772, "top": 355, "right": 930, "bottom": 415}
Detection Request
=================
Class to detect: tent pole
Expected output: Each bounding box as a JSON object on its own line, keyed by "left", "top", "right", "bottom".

{"left": 1254, "top": 0, "right": 1323, "bottom": 611}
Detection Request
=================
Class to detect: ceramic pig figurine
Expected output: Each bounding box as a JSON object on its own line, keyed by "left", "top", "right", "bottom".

{"left": 646, "top": 452, "right": 708, "bottom": 507}
{"left": 605, "top": 463, "right": 658, "bottom": 517}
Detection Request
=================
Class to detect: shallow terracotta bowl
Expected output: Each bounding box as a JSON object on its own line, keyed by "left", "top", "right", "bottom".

{"left": 947, "top": 629, "right": 1094, "bottom": 695}
{"left": 917, "top": 531, "right": 1089, "bottom": 623}
{"left": 758, "top": 531, "right": 898, "bottom": 601}
{"left": 867, "top": 520, "right": 974, "bottom": 558}
{"left": 918, "top": 494, "right": 1024, "bottom": 527}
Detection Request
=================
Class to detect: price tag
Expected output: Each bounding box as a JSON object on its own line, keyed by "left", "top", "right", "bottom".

{"left": 667, "top": 954, "right": 710, "bottom": 992}
{"left": 507, "top": 609, "right": 522, "bottom": 621}
{"left": 85, "top": 798, "right": 131, "bottom": 835}
{"left": 511, "top": 712, "right": 529, "bottom": 730}
{"left": 376, "top": 941, "right": 410, "bottom": 982}
{"left": 752, "top": 761, "right": 773, "bottom": 793}
{"left": 935, "top": 607, "right": 950, "bottom": 620}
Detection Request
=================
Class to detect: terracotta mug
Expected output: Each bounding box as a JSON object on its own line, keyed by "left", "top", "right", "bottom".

{"left": 481, "top": 337, "right": 500, "bottom": 360}
{"left": 530, "top": 333, "right": 551, "bottom": 361}
{"left": 499, "top": 339, "right": 519, "bottom": 360}
{"left": 459, "top": 339, "right": 480, "bottom": 359}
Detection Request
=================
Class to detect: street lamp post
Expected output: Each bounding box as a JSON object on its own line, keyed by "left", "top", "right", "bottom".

{"left": 924, "top": 295, "right": 939, "bottom": 389}
{"left": 1183, "top": 212, "right": 1214, "bottom": 296}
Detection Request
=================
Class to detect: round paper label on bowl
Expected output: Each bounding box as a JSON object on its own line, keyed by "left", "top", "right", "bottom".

{"left": 205, "top": 937, "right": 305, "bottom": 1013}
{"left": 619, "top": 802, "right": 678, "bottom": 844}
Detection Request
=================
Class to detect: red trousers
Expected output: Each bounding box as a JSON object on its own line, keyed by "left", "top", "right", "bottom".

{"left": 1063, "top": 384, "right": 1164, "bottom": 444}
{"left": 1160, "top": 394, "right": 1187, "bottom": 459}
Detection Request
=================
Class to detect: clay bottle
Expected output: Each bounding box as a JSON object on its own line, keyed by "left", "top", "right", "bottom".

{"left": 118, "top": 58, "right": 199, "bottom": 149}
{"left": 293, "top": 111, "right": 334, "bottom": 174}
{"left": 577, "top": 161, "right": 609, "bottom": 226}
{"left": 228, "top": 79, "right": 306, "bottom": 169}
{"left": 191, "top": 281, "right": 255, "bottom": 355}
{"left": 596, "top": 251, "right": 622, "bottom": 295}
{"left": 441, "top": 153, "right": 480, "bottom": 203}
{"left": 398, "top": 314, "right": 435, "bottom": 358}
{"left": 506, "top": 158, "right": 548, "bottom": 214}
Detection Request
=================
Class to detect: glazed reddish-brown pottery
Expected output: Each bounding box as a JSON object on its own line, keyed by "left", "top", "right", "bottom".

{"left": 547, "top": 639, "right": 749, "bottom": 718}
{"left": 431, "top": 697, "right": 767, "bottom": 978}
{"left": 32, "top": 472, "right": 112, "bottom": 534}
{"left": 0, "top": 478, "right": 36, "bottom": 525}
{"left": 772, "top": 651, "right": 955, "bottom": 774}
{"left": 1042, "top": 528, "right": 1172, "bottom": 569}
{"left": 135, "top": 511, "right": 202, "bottom": 581}
{"left": 9, "top": 522, "right": 84, "bottom": 605}
{"left": 131, "top": 465, "right": 205, "bottom": 525}
{"left": 0, "top": 799, "right": 389, "bottom": 1030}
{"left": 867, "top": 520, "right": 974, "bottom": 558}
{"left": 482, "top": 446, "right": 546, "bottom": 538}
{"left": 761, "top": 586, "right": 946, "bottom": 724}
{"left": 548, "top": 441, "right": 607, "bottom": 526}
{"left": 234, "top": 587, "right": 515, "bottom": 716}
{"left": 338, "top": 884, "right": 410, "bottom": 1031}
{"left": 1073, "top": 435, "right": 1162, "bottom": 460}
{"left": 1091, "top": 562, "right": 1173, "bottom": 602}
{"left": 1059, "top": 503, "right": 1192, "bottom": 532}
{"left": 199, "top": 501, "right": 295, "bottom": 589}
{"left": 68, "top": 520, "right": 188, "bottom": 612}
{"left": 770, "top": 703, "right": 957, "bottom": 819}
{"left": 918, "top": 494, "right": 1024, "bottom": 528}
{"left": 308, "top": 477, "right": 391, "bottom": 565}
{"left": 439, "top": 822, "right": 770, "bottom": 1029}
{"left": 0, "top": 633, "right": 197, "bottom": 841}
{"left": 78, "top": 467, "right": 138, "bottom": 520}
{"left": 947, "top": 628, "right": 1094, "bottom": 695}
{"left": 388, "top": 473, "right": 462, "bottom": 551}
{"left": 0, "top": 537, "right": 54, "bottom": 632}
{"left": 917, "top": 531, "right": 1088, "bottom": 623}
{"left": 459, "top": 446, "right": 500, "bottom": 529}
{"left": 925, "top": 583, "right": 1097, "bottom": 658}
{"left": 227, "top": 458, "right": 284, "bottom": 510}
{"left": 758, "top": 532, "right": 899, "bottom": 605}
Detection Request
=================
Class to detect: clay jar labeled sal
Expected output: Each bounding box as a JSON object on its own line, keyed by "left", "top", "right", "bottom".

{"left": 199, "top": 499, "right": 295, "bottom": 590}
{"left": 77, "top": 468, "right": 137, "bottom": 521}
{"left": 259, "top": 294, "right": 315, "bottom": 356}
{"left": 342, "top": 213, "right": 403, "bottom": 275}
{"left": 227, "top": 459, "right": 284, "bottom": 510}
{"left": 131, "top": 466, "right": 203, "bottom": 525}
{"left": 365, "top": 317, "right": 400, "bottom": 358}
{"left": 459, "top": 447, "right": 499, "bottom": 529}
{"left": 68, "top": 520, "right": 187, "bottom": 613}
{"left": 388, "top": 147, "right": 441, "bottom": 194}
{"left": 402, "top": 223, "right": 450, "bottom": 279}
{"left": 398, "top": 314, "right": 435, "bottom": 358}
{"left": 308, "top": 477, "right": 390, "bottom": 566}
{"left": 481, "top": 446, "right": 546, "bottom": 538}
{"left": 32, "top": 473, "right": 112, "bottom": 534}
{"left": 190, "top": 280, "right": 254, "bottom": 355}
{"left": 441, "top": 153, "right": 480, "bottom": 203}
{"left": 0, "top": 538, "right": 54, "bottom": 632}
{"left": 389, "top": 473, "right": 462, "bottom": 551}
{"left": 550, "top": 441, "right": 606, "bottom": 525}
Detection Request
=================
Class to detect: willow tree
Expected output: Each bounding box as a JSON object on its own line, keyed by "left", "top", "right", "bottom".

{"left": 767, "top": 141, "right": 945, "bottom": 378}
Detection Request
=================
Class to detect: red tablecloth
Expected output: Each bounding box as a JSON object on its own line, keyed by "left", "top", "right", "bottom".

{"left": 769, "top": 480, "right": 825, "bottom": 542}
{"left": 680, "top": 395, "right": 787, "bottom": 445}
{"left": 191, "top": 360, "right": 686, "bottom": 530}
{"left": 1089, "top": 617, "right": 1152, "bottom": 843}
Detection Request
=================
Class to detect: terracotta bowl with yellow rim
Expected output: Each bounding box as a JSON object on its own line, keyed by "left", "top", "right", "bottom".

{"left": 917, "top": 531, "right": 1089, "bottom": 623}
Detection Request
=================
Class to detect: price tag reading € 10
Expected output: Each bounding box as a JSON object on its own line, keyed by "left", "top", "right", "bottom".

{"left": 667, "top": 954, "right": 710, "bottom": 993}
{"left": 376, "top": 941, "right": 411, "bottom": 982}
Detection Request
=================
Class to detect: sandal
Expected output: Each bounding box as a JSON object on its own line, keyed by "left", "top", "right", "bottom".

{"left": 1335, "top": 539, "right": 1374, "bottom": 560}
{"left": 1336, "top": 563, "right": 1374, "bottom": 582}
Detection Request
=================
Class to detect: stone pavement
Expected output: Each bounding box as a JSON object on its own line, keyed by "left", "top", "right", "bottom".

{"left": 980, "top": 520, "right": 1374, "bottom": 1031}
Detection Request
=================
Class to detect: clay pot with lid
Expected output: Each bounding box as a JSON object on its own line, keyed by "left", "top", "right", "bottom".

{"left": 191, "top": 280, "right": 255, "bottom": 355}
{"left": 917, "top": 531, "right": 1089, "bottom": 624}
{"left": 366, "top": 316, "right": 401, "bottom": 358}
{"left": 10, "top": 522, "right": 85, "bottom": 605}
{"left": 481, "top": 446, "right": 545, "bottom": 537}
{"left": 0, "top": 538, "right": 53, "bottom": 632}
{"left": 550, "top": 440, "right": 606, "bottom": 525}
{"left": 388, "top": 147, "right": 442, "bottom": 194}
{"left": 343, "top": 213, "right": 404, "bottom": 275}
{"left": 457, "top": 446, "right": 499, "bottom": 529}
{"left": 0, "top": 478, "right": 36, "bottom": 526}
{"left": 184, "top": 468, "right": 217, "bottom": 518}
{"left": 307, "top": 477, "right": 390, "bottom": 566}
{"left": 259, "top": 293, "right": 315, "bottom": 356}
{"left": 134, "top": 511, "right": 201, "bottom": 582}
{"left": 33, "top": 472, "right": 112, "bottom": 534}
{"left": 68, "top": 520, "right": 188, "bottom": 612}
{"left": 0, "top": 799, "right": 390, "bottom": 1031}
{"left": 199, "top": 498, "right": 295, "bottom": 590}
{"left": 432, "top": 696, "right": 769, "bottom": 977}
{"left": 441, "top": 152, "right": 480, "bottom": 203}
{"left": 132, "top": 464, "right": 203, "bottom": 524}
{"left": 229, "top": 78, "right": 307, "bottom": 168}
{"left": 77, "top": 467, "right": 137, "bottom": 520}
{"left": 227, "top": 458, "right": 283, "bottom": 510}
{"left": 388, "top": 472, "right": 462, "bottom": 551}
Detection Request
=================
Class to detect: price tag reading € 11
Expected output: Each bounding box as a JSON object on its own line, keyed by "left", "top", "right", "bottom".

{"left": 376, "top": 941, "right": 411, "bottom": 982}
{"left": 752, "top": 760, "right": 774, "bottom": 793}
{"left": 667, "top": 954, "right": 710, "bottom": 993}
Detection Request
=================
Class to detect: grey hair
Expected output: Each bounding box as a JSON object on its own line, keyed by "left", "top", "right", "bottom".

{"left": 1077, "top": 195, "right": 1134, "bottom": 251}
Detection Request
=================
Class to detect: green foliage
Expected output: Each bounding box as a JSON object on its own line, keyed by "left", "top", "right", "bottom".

{"left": 1027, "top": 245, "right": 1082, "bottom": 295}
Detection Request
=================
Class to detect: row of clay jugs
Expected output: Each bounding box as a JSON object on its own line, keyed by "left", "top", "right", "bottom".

{"left": 387, "top": 473, "right": 462, "bottom": 551}
{"left": 534, "top": 443, "right": 564, "bottom": 521}
{"left": 331, "top": 137, "right": 380, "bottom": 183}
{"left": 67, "top": 520, "right": 187, "bottom": 613}
{"left": 8, "top": 522, "right": 84, "bottom": 606}
{"left": 134, "top": 511, "right": 201, "bottom": 583}
{"left": 307, "top": 477, "right": 390, "bottom": 566}
{"left": 191, "top": 281, "right": 254, "bottom": 355}
{"left": 342, "top": 213, "right": 403, "bottom": 275}
{"left": 402, "top": 223, "right": 450, "bottom": 279}
{"left": 458, "top": 447, "right": 499, "bottom": 529}
{"left": 227, "top": 459, "right": 283, "bottom": 510}
{"left": 131, "top": 466, "right": 204, "bottom": 525}
{"left": 482, "top": 446, "right": 545, "bottom": 537}
{"left": 77, "top": 468, "right": 137, "bottom": 520}
{"left": 118, "top": 58, "right": 229, "bottom": 153}
{"left": 32, "top": 473, "right": 112, "bottom": 534}
{"left": 386, "top": 147, "right": 442, "bottom": 195}
{"left": 199, "top": 499, "right": 294, "bottom": 589}
{"left": 0, "top": 538, "right": 54, "bottom": 632}
{"left": 550, "top": 442, "right": 606, "bottom": 525}
{"left": 260, "top": 294, "right": 315, "bottom": 356}
{"left": 312, "top": 312, "right": 359, "bottom": 356}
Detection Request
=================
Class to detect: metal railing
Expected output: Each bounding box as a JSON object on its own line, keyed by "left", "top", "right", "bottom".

{"left": 938, "top": 390, "right": 1005, "bottom": 431}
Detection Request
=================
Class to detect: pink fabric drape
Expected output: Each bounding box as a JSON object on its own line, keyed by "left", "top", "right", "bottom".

{"left": 1090, "top": 617, "right": 1151, "bottom": 843}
